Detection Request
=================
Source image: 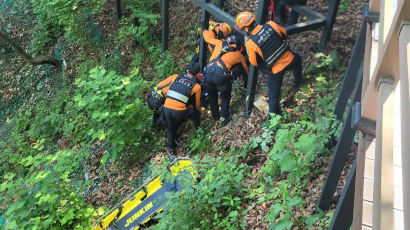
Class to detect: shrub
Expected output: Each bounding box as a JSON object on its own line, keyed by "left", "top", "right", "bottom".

{"left": 30, "top": 0, "right": 105, "bottom": 50}
{"left": 306, "top": 50, "right": 342, "bottom": 74}
{"left": 117, "top": 0, "right": 160, "bottom": 48}
{"left": 187, "top": 127, "right": 213, "bottom": 155}
{"left": 0, "top": 149, "right": 96, "bottom": 229}
{"left": 73, "top": 66, "right": 154, "bottom": 163}
{"left": 152, "top": 156, "right": 248, "bottom": 230}
{"left": 148, "top": 46, "right": 177, "bottom": 79}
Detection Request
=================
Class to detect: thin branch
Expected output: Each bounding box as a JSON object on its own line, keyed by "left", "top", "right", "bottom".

{"left": 0, "top": 30, "right": 61, "bottom": 67}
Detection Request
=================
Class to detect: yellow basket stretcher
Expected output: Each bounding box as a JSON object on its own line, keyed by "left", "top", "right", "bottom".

{"left": 93, "top": 158, "right": 195, "bottom": 230}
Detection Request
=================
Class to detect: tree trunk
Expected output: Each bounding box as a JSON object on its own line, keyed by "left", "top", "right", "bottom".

{"left": 0, "top": 30, "right": 61, "bottom": 67}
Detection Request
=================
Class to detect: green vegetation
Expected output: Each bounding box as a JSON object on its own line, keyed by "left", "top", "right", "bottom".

{"left": 1, "top": 149, "right": 96, "bottom": 229}
{"left": 73, "top": 67, "right": 154, "bottom": 163}
{"left": 117, "top": 1, "right": 159, "bottom": 48}
{"left": 30, "top": 0, "right": 105, "bottom": 50}
{"left": 152, "top": 51, "right": 342, "bottom": 229}
{"left": 153, "top": 156, "right": 248, "bottom": 230}
{"left": 0, "top": 0, "right": 172, "bottom": 228}
{"left": 1, "top": 0, "right": 352, "bottom": 228}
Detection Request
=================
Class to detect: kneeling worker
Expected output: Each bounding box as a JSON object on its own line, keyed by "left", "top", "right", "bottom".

{"left": 164, "top": 62, "right": 202, "bottom": 154}
{"left": 235, "top": 11, "right": 302, "bottom": 115}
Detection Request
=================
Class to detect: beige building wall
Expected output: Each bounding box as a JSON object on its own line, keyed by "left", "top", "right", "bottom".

{"left": 354, "top": 0, "right": 409, "bottom": 229}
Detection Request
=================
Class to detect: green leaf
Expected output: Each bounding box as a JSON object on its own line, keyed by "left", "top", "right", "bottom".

{"left": 4, "top": 172, "right": 15, "bottom": 180}
{"left": 229, "top": 211, "right": 238, "bottom": 217}
{"left": 279, "top": 153, "right": 297, "bottom": 173}
{"left": 0, "top": 182, "right": 9, "bottom": 192}
{"left": 265, "top": 203, "right": 283, "bottom": 222}
{"left": 261, "top": 142, "right": 270, "bottom": 152}
{"left": 287, "top": 196, "right": 302, "bottom": 209}
{"left": 7, "top": 220, "right": 17, "bottom": 229}
{"left": 274, "top": 218, "right": 293, "bottom": 230}
{"left": 101, "top": 152, "right": 111, "bottom": 164}
{"left": 305, "top": 214, "right": 321, "bottom": 227}
{"left": 97, "top": 207, "right": 105, "bottom": 216}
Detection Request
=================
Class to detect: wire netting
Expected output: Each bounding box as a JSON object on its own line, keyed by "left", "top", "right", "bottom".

{"left": 0, "top": 0, "right": 124, "bottom": 139}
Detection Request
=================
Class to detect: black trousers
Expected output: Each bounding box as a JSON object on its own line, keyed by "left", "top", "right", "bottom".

{"left": 267, "top": 52, "right": 302, "bottom": 114}
{"left": 204, "top": 63, "right": 232, "bottom": 119}
{"left": 164, "top": 107, "right": 200, "bottom": 151}
{"left": 275, "top": 0, "right": 307, "bottom": 25}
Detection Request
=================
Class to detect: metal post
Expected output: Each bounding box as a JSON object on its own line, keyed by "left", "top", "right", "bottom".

{"left": 328, "top": 157, "right": 357, "bottom": 230}
{"left": 116, "top": 0, "right": 122, "bottom": 20}
{"left": 199, "top": 0, "right": 210, "bottom": 71}
{"left": 333, "top": 22, "right": 365, "bottom": 119}
{"left": 318, "top": 76, "right": 363, "bottom": 210}
{"left": 218, "top": 0, "right": 224, "bottom": 9}
{"left": 162, "top": 0, "right": 170, "bottom": 52}
{"left": 317, "top": 0, "right": 341, "bottom": 51}
{"left": 244, "top": 0, "right": 269, "bottom": 114}
{"left": 333, "top": 7, "right": 372, "bottom": 119}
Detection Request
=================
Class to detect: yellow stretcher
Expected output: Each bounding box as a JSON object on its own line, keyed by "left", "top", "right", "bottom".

{"left": 93, "top": 158, "right": 195, "bottom": 230}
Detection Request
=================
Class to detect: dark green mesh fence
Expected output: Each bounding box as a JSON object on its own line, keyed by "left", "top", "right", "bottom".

{"left": 0, "top": 0, "right": 12, "bottom": 11}
{"left": 0, "top": 0, "right": 124, "bottom": 139}
{"left": 0, "top": 1, "right": 123, "bottom": 118}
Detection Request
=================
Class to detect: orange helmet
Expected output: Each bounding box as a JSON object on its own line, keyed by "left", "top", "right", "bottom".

{"left": 235, "top": 11, "right": 256, "bottom": 28}
{"left": 218, "top": 23, "right": 233, "bottom": 37}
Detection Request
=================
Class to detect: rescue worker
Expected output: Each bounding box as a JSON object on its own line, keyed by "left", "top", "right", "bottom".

{"left": 276, "top": 0, "right": 307, "bottom": 25}
{"left": 191, "top": 21, "right": 233, "bottom": 64}
{"left": 147, "top": 74, "right": 178, "bottom": 129}
{"left": 163, "top": 62, "right": 201, "bottom": 154}
{"left": 203, "top": 24, "right": 249, "bottom": 86}
{"left": 202, "top": 22, "right": 233, "bottom": 60}
{"left": 235, "top": 11, "right": 302, "bottom": 115}
{"left": 203, "top": 34, "right": 249, "bottom": 125}
{"left": 191, "top": 22, "right": 233, "bottom": 109}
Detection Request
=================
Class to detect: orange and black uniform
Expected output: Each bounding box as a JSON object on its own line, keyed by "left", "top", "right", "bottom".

{"left": 203, "top": 29, "right": 221, "bottom": 58}
{"left": 163, "top": 73, "right": 201, "bottom": 152}
{"left": 246, "top": 21, "right": 302, "bottom": 114}
{"left": 156, "top": 74, "right": 178, "bottom": 96}
{"left": 203, "top": 35, "right": 249, "bottom": 120}
{"left": 191, "top": 22, "right": 221, "bottom": 63}
{"left": 147, "top": 74, "right": 178, "bottom": 128}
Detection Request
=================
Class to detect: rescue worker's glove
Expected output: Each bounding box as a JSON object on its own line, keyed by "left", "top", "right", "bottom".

{"left": 208, "top": 21, "right": 218, "bottom": 31}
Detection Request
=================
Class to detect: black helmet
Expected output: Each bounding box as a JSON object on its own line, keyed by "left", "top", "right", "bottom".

{"left": 186, "top": 62, "right": 200, "bottom": 75}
